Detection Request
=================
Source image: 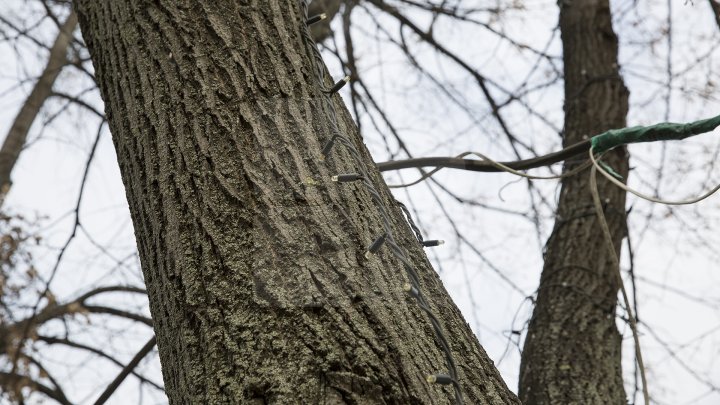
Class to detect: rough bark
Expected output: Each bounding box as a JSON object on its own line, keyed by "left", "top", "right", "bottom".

{"left": 519, "top": 0, "right": 630, "bottom": 404}
{"left": 0, "top": 11, "right": 77, "bottom": 203}
{"left": 73, "top": 1, "right": 519, "bottom": 404}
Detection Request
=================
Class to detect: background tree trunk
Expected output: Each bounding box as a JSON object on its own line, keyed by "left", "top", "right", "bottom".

{"left": 710, "top": 0, "right": 720, "bottom": 29}
{"left": 0, "top": 11, "right": 77, "bottom": 204}
{"left": 73, "top": 1, "right": 519, "bottom": 403}
{"left": 519, "top": 0, "right": 631, "bottom": 403}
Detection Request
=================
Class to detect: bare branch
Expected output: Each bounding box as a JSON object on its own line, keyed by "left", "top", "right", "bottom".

{"left": 38, "top": 335, "right": 163, "bottom": 391}
{"left": 0, "top": 371, "right": 72, "bottom": 405}
{"left": 92, "top": 336, "right": 157, "bottom": 405}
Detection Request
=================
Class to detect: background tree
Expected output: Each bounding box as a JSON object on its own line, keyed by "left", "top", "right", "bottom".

{"left": 520, "top": 0, "right": 632, "bottom": 403}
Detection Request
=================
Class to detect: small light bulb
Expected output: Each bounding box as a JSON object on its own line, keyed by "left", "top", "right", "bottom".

{"left": 426, "top": 374, "right": 453, "bottom": 385}
{"left": 331, "top": 173, "right": 363, "bottom": 183}
{"left": 321, "top": 136, "right": 337, "bottom": 157}
{"left": 402, "top": 283, "right": 419, "bottom": 298}
{"left": 306, "top": 13, "right": 327, "bottom": 26}
{"left": 365, "top": 234, "right": 387, "bottom": 258}
{"left": 327, "top": 76, "right": 351, "bottom": 94}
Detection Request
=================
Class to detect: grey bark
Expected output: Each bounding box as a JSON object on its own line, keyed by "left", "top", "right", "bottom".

{"left": 73, "top": 1, "right": 519, "bottom": 403}
{"left": 0, "top": 11, "right": 78, "bottom": 204}
{"left": 519, "top": 0, "right": 631, "bottom": 404}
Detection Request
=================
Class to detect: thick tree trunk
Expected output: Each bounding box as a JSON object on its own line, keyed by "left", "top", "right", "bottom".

{"left": 74, "top": 1, "right": 519, "bottom": 403}
{"left": 519, "top": 0, "right": 630, "bottom": 404}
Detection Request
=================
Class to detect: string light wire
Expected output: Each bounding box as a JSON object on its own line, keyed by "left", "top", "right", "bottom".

{"left": 588, "top": 144, "right": 720, "bottom": 405}
{"left": 589, "top": 150, "right": 650, "bottom": 405}
{"left": 387, "top": 151, "right": 592, "bottom": 188}
{"left": 589, "top": 148, "right": 720, "bottom": 205}
{"left": 298, "top": 1, "right": 464, "bottom": 403}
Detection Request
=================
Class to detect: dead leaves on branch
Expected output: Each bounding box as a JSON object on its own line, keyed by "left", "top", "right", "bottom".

{"left": 0, "top": 211, "right": 153, "bottom": 403}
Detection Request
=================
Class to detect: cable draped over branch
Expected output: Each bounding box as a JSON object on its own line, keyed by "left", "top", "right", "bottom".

{"left": 376, "top": 114, "right": 720, "bottom": 174}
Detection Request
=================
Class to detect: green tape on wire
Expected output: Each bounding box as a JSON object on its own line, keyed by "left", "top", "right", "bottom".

{"left": 590, "top": 114, "right": 720, "bottom": 154}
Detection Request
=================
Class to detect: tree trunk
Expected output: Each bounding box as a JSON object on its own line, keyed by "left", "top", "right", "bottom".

{"left": 519, "top": 0, "right": 630, "bottom": 404}
{"left": 711, "top": 0, "right": 720, "bottom": 30}
{"left": 73, "top": 1, "right": 519, "bottom": 403}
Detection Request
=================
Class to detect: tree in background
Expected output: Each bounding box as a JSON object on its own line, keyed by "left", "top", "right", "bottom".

{"left": 520, "top": 1, "right": 631, "bottom": 402}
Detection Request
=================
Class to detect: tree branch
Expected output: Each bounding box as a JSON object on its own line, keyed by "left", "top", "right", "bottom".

{"left": 38, "top": 335, "right": 163, "bottom": 391}
{"left": 376, "top": 139, "right": 590, "bottom": 173}
{"left": 93, "top": 336, "right": 157, "bottom": 405}
{"left": 0, "top": 371, "right": 72, "bottom": 405}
